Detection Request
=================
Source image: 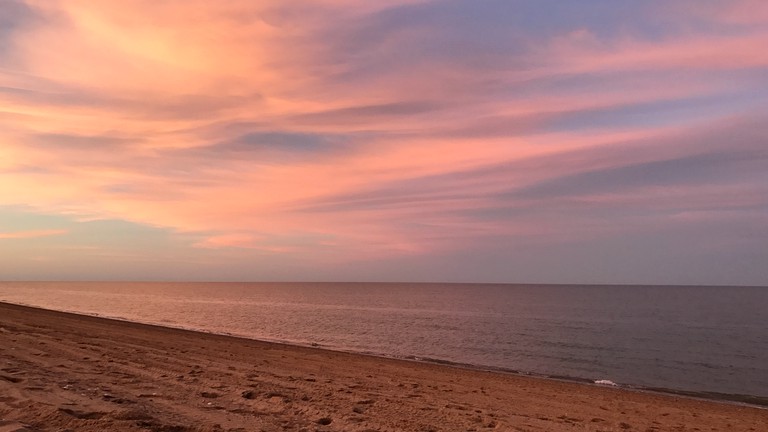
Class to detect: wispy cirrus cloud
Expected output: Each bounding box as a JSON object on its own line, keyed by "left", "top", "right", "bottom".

{"left": 0, "top": 0, "right": 767, "bottom": 283}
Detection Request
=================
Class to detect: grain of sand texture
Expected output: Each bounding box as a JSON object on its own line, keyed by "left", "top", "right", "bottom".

{"left": 0, "top": 302, "right": 765, "bottom": 432}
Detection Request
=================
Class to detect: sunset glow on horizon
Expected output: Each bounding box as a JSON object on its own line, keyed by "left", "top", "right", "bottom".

{"left": 1, "top": 0, "right": 767, "bottom": 284}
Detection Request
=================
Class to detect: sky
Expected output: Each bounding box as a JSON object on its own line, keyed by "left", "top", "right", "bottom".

{"left": 1, "top": 0, "right": 767, "bottom": 285}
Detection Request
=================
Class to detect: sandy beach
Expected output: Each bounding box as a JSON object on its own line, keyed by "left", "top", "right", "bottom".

{"left": 0, "top": 302, "right": 765, "bottom": 431}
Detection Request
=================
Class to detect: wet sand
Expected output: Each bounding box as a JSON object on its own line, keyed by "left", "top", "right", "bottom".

{"left": 0, "top": 302, "right": 765, "bottom": 431}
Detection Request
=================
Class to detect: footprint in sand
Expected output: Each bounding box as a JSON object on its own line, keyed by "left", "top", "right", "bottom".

{"left": 57, "top": 408, "right": 106, "bottom": 420}
{"left": 0, "top": 375, "right": 23, "bottom": 384}
{"left": 0, "top": 420, "right": 38, "bottom": 432}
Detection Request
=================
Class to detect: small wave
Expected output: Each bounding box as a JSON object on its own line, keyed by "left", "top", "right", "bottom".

{"left": 594, "top": 379, "right": 618, "bottom": 386}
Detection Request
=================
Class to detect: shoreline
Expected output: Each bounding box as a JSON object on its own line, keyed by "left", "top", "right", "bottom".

{"left": 3, "top": 300, "right": 766, "bottom": 410}
{"left": 1, "top": 301, "right": 766, "bottom": 431}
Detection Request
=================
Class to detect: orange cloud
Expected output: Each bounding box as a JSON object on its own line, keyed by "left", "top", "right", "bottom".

{"left": 0, "top": 229, "right": 68, "bottom": 239}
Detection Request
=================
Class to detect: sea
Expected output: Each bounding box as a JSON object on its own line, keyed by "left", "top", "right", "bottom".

{"left": 0, "top": 282, "right": 766, "bottom": 402}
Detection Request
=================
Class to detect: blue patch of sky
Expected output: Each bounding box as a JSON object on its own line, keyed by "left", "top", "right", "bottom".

{"left": 0, "top": 207, "right": 193, "bottom": 251}
{"left": 66, "top": 219, "right": 183, "bottom": 250}
{"left": 0, "top": 0, "right": 38, "bottom": 58}
{"left": 331, "top": 0, "right": 730, "bottom": 86}
{"left": 368, "top": 0, "right": 673, "bottom": 46}
{"left": 0, "top": 206, "right": 70, "bottom": 232}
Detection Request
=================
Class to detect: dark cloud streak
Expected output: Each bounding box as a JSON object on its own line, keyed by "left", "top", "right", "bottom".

{"left": 510, "top": 151, "right": 765, "bottom": 200}
{"left": 292, "top": 101, "right": 442, "bottom": 125}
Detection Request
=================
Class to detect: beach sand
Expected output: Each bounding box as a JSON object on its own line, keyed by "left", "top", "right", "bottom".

{"left": 0, "top": 302, "right": 765, "bottom": 431}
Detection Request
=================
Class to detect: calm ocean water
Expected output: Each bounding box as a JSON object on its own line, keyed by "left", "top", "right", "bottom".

{"left": 0, "top": 282, "right": 766, "bottom": 399}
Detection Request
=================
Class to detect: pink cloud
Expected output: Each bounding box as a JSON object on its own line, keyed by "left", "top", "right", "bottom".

{"left": 1, "top": 0, "right": 766, "bottom": 269}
